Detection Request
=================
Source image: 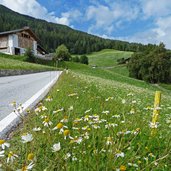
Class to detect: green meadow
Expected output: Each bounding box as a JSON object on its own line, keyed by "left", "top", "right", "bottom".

{"left": 0, "top": 49, "right": 171, "bottom": 170}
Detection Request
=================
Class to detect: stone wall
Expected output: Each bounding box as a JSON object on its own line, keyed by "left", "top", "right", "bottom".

{"left": 0, "top": 69, "right": 45, "bottom": 77}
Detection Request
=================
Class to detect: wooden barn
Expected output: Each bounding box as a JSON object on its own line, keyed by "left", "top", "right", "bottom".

{"left": 0, "top": 27, "right": 48, "bottom": 56}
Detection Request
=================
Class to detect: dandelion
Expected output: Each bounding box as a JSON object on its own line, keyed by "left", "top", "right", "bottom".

{"left": 21, "top": 133, "right": 33, "bottom": 143}
{"left": 0, "top": 140, "right": 10, "bottom": 149}
{"left": 51, "top": 143, "right": 61, "bottom": 152}
{"left": 0, "top": 151, "right": 5, "bottom": 157}
{"left": 27, "top": 153, "right": 34, "bottom": 161}
{"left": 7, "top": 151, "right": 18, "bottom": 163}
{"left": 17, "top": 162, "right": 34, "bottom": 171}
{"left": 42, "top": 117, "right": 53, "bottom": 127}
{"left": 120, "top": 165, "right": 126, "bottom": 171}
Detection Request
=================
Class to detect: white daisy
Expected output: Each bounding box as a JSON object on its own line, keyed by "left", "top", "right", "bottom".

{"left": 0, "top": 140, "right": 10, "bottom": 150}
{"left": 0, "top": 151, "right": 5, "bottom": 157}
{"left": 7, "top": 151, "right": 18, "bottom": 163}
{"left": 21, "top": 133, "right": 33, "bottom": 143}
{"left": 51, "top": 143, "right": 61, "bottom": 152}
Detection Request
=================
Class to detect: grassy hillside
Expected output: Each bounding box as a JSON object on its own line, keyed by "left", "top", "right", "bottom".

{"left": 88, "top": 49, "right": 133, "bottom": 67}
{"left": 0, "top": 53, "right": 56, "bottom": 70}
{"left": 1, "top": 50, "right": 171, "bottom": 170}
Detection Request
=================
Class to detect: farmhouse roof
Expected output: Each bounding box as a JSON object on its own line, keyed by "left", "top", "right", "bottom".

{"left": 0, "top": 26, "right": 39, "bottom": 41}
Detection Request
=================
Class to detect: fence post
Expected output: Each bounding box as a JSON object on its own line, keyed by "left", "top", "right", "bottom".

{"left": 151, "top": 91, "right": 161, "bottom": 135}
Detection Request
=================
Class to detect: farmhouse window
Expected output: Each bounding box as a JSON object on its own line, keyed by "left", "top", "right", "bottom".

{"left": 21, "top": 33, "right": 30, "bottom": 39}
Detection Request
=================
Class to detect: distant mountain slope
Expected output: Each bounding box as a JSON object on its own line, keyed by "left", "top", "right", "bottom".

{"left": 0, "top": 5, "right": 152, "bottom": 54}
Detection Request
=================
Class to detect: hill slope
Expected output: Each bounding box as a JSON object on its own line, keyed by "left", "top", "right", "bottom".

{"left": 0, "top": 5, "right": 152, "bottom": 54}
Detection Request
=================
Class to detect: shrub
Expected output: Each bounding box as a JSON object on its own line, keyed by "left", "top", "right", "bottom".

{"left": 80, "top": 55, "right": 89, "bottom": 65}
{"left": 25, "top": 48, "right": 35, "bottom": 63}
{"left": 72, "top": 56, "right": 80, "bottom": 63}
{"left": 54, "top": 44, "right": 71, "bottom": 61}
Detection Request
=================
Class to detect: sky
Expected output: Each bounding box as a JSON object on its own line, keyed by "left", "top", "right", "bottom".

{"left": 0, "top": 0, "right": 171, "bottom": 48}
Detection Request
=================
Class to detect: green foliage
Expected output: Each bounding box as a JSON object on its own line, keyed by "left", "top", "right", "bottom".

{"left": 72, "top": 56, "right": 80, "bottom": 63}
{"left": 54, "top": 44, "right": 71, "bottom": 61}
{"left": 0, "top": 5, "right": 157, "bottom": 54}
{"left": 25, "top": 48, "right": 35, "bottom": 62}
{"left": 80, "top": 55, "right": 89, "bottom": 65}
{"left": 117, "top": 57, "right": 130, "bottom": 64}
{"left": 128, "top": 43, "right": 171, "bottom": 83}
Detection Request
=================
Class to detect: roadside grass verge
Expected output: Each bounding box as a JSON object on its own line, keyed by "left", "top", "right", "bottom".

{"left": 0, "top": 72, "right": 171, "bottom": 170}
{"left": 0, "top": 55, "right": 56, "bottom": 71}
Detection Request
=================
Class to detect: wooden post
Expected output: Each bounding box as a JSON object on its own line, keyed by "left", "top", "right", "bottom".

{"left": 151, "top": 91, "right": 161, "bottom": 135}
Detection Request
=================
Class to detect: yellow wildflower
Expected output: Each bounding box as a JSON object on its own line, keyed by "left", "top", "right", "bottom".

{"left": 120, "top": 165, "right": 126, "bottom": 171}
{"left": 27, "top": 153, "right": 34, "bottom": 161}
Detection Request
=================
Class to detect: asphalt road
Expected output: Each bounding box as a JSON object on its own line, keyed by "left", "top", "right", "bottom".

{"left": 0, "top": 71, "right": 61, "bottom": 121}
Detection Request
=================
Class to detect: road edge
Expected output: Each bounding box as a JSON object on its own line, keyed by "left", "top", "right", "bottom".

{"left": 0, "top": 71, "right": 62, "bottom": 139}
